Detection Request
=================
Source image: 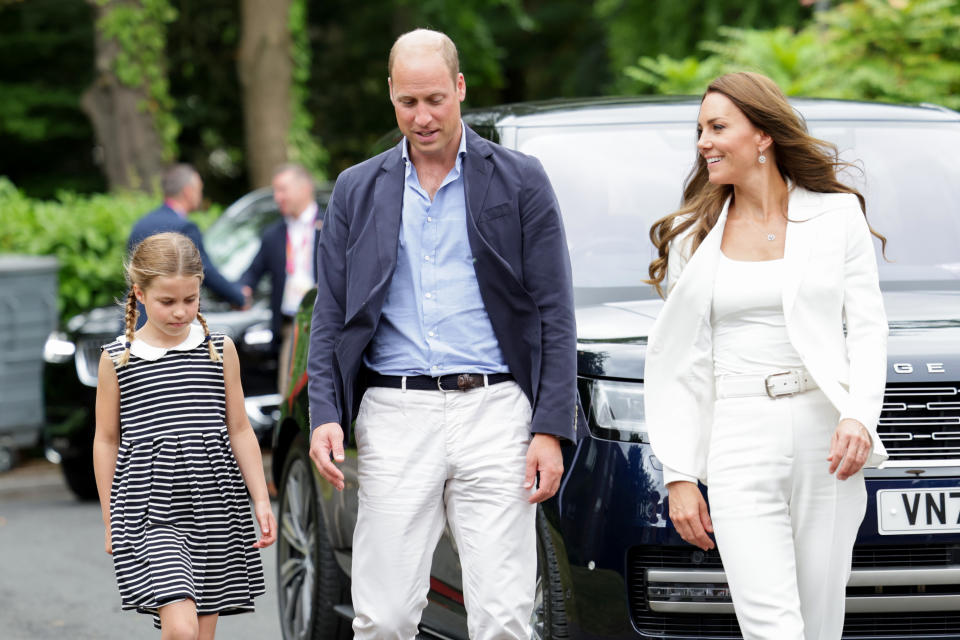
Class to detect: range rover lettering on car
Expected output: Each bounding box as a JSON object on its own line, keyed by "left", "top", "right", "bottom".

{"left": 271, "top": 97, "right": 960, "bottom": 639}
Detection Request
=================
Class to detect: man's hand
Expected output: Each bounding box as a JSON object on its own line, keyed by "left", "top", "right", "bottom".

{"left": 828, "top": 418, "right": 872, "bottom": 481}
{"left": 524, "top": 433, "right": 563, "bottom": 503}
{"left": 667, "top": 480, "right": 715, "bottom": 551}
{"left": 310, "top": 422, "right": 345, "bottom": 490}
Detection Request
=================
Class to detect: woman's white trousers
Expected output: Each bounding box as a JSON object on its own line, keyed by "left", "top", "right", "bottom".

{"left": 707, "top": 389, "right": 867, "bottom": 640}
{"left": 350, "top": 382, "right": 536, "bottom": 640}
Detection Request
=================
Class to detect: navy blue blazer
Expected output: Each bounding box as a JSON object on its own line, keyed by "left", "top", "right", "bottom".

{"left": 128, "top": 204, "right": 245, "bottom": 308}
{"left": 240, "top": 217, "right": 321, "bottom": 350}
{"left": 307, "top": 125, "right": 583, "bottom": 442}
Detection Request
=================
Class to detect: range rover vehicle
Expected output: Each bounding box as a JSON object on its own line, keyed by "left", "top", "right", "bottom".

{"left": 271, "top": 97, "right": 960, "bottom": 639}
{"left": 42, "top": 186, "right": 328, "bottom": 500}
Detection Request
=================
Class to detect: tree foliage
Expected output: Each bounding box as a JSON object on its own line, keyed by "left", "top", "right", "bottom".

{"left": 599, "top": 0, "right": 813, "bottom": 93}
{"left": 0, "top": 0, "right": 103, "bottom": 197}
{"left": 4, "top": 0, "right": 959, "bottom": 203}
{"left": 625, "top": 0, "right": 960, "bottom": 110}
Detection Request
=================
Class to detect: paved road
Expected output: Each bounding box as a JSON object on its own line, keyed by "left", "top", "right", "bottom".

{"left": 0, "top": 459, "right": 281, "bottom": 639}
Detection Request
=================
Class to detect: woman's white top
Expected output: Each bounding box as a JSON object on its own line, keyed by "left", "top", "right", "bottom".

{"left": 711, "top": 253, "right": 803, "bottom": 375}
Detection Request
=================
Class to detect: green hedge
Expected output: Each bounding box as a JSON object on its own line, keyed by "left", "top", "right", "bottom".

{"left": 0, "top": 177, "right": 218, "bottom": 322}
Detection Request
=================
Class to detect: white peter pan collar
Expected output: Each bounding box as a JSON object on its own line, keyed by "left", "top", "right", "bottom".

{"left": 118, "top": 323, "right": 206, "bottom": 361}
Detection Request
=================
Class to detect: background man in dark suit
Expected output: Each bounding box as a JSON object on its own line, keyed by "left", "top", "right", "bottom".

{"left": 241, "top": 163, "right": 321, "bottom": 395}
{"left": 306, "top": 29, "right": 581, "bottom": 640}
{"left": 127, "top": 164, "right": 246, "bottom": 328}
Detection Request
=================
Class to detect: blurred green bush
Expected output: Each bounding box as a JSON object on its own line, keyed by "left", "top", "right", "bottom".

{"left": 624, "top": 0, "right": 960, "bottom": 111}
{"left": 0, "top": 177, "right": 218, "bottom": 322}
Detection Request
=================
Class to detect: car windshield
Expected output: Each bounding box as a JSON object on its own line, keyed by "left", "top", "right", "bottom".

{"left": 516, "top": 119, "right": 960, "bottom": 306}
{"left": 204, "top": 192, "right": 281, "bottom": 280}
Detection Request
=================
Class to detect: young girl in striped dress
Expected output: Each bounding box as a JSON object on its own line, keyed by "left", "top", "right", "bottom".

{"left": 93, "top": 232, "right": 276, "bottom": 639}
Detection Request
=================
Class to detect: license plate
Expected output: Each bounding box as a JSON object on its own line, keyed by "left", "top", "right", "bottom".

{"left": 877, "top": 488, "right": 960, "bottom": 535}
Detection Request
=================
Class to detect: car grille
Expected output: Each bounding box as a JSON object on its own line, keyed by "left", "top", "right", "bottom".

{"left": 878, "top": 383, "right": 960, "bottom": 462}
{"left": 628, "top": 545, "right": 960, "bottom": 638}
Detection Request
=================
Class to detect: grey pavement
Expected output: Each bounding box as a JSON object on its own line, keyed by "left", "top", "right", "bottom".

{"left": 0, "top": 458, "right": 281, "bottom": 639}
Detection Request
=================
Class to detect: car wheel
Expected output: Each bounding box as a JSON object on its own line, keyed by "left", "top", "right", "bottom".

{"left": 277, "top": 434, "right": 351, "bottom": 640}
{"left": 61, "top": 455, "right": 99, "bottom": 501}
{"left": 533, "top": 509, "right": 569, "bottom": 639}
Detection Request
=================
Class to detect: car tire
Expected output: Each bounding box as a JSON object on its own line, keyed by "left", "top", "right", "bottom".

{"left": 61, "top": 455, "right": 99, "bottom": 501}
{"left": 534, "top": 509, "right": 569, "bottom": 639}
{"left": 277, "top": 433, "right": 351, "bottom": 640}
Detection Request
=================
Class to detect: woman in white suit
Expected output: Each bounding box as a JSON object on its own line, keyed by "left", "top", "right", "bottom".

{"left": 644, "top": 72, "right": 888, "bottom": 639}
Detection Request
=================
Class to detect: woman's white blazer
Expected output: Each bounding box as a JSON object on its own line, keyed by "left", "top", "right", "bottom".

{"left": 643, "top": 186, "right": 889, "bottom": 484}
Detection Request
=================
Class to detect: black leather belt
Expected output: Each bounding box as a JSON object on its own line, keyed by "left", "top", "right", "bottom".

{"left": 366, "top": 372, "right": 513, "bottom": 392}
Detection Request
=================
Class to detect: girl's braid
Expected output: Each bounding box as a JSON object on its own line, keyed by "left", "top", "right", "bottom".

{"left": 116, "top": 288, "right": 138, "bottom": 366}
{"left": 196, "top": 311, "right": 221, "bottom": 362}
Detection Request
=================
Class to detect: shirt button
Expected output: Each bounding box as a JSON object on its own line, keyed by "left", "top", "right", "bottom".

{"left": 432, "top": 365, "right": 439, "bottom": 370}
{"left": 424, "top": 255, "right": 431, "bottom": 262}
{"left": 427, "top": 216, "right": 433, "bottom": 222}
{"left": 425, "top": 292, "right": 432, "bottom": 299}
{"left": 428, "top": 331, "right": 435, "bottom": 337}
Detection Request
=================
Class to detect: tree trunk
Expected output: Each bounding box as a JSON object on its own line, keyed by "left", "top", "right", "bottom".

{"left": 238, "top": 0, "right": 293, "bottom": 188}
{"left": 81, "top": 0, "right": 165, "bottom": 193}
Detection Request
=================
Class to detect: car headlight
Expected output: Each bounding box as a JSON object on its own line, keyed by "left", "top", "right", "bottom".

{"left": 588, "top": 378, "right": 648, "bottom": 443}
{"left": 243, "top": 322, "right": 274, "bottom": 346}
{"left": 44, "top": 332, "right": 76, "bottom": 364}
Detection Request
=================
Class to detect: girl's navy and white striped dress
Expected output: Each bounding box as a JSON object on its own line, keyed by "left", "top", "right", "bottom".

{"left": 104, "top": 325, "right": 265, "bottom": 628}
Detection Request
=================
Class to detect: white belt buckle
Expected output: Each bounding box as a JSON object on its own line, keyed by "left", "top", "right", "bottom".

{"left": 765, "top": 371, "right": 802, "bottom": 398}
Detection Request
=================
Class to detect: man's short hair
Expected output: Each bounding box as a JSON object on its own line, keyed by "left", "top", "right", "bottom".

{"left": 161, "top": 164, "right": 199, "bottom": 198}
{"left": 273, "top": 163, "right": 314, "bottom": 185}
{"left": 388, "top": 29, "right": 459, "bottom": 83}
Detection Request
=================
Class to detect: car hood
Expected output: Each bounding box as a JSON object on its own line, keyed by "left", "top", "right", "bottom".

{"left": 575, "top": 289, "right": 960, "bottom": 380}
{"left": 69, "top": 302, "right": 272, "bottom": 342}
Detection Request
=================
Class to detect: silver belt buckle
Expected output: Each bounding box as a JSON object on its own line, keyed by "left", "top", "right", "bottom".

{"left": 765, "top": 371, "right": 801, "bottom": 398}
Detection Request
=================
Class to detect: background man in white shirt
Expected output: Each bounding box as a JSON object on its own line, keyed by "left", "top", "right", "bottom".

{"left": 241, "top": 163, "right": 321, "bottom": 395}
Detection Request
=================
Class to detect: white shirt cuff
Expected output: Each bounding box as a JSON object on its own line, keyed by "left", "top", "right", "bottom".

{"left": 663, "top": 464, "right": 699, "bottom": 486}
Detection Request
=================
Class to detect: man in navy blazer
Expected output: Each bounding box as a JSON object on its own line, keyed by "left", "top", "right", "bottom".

{"left": 306, "top": 29, "right": 581, "bottom": 639}
{"left": 128, "top": 164, "right": 246, "bottom": 328}
{"left": 241, "top": 164, "right": 322, "bottom": 394}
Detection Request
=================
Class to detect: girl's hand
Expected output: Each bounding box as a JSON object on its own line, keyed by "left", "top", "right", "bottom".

{"left": 667, "top": 481, "right": 715, "bottom": 551}
{"left": 828, "top": 418, "right": 872, "bottom": 480}
{"left": 252, "top": 500, "right": 277, "bottom": 549}
{"left": 104, "top": 523, "right": 113, "bottom": 555}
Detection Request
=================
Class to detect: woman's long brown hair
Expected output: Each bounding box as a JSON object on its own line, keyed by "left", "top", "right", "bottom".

{"left": 646, "top": 71, "right": 886, "bottom": 298}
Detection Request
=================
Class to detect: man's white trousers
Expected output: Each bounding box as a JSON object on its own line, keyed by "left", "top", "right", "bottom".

{"left": 350, "top": 382, "right": 536, "bottom": 640}
{"left": 707, "top": 389, "right": 867, "bottom": 640}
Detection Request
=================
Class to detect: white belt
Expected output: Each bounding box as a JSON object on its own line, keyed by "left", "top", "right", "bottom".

{"left": 716, "top": 368, "right": 817, "bottom": 399}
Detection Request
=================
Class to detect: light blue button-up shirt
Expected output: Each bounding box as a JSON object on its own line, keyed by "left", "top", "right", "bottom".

{"left": 364, "top": 123, "right": 508, "bottom": 377}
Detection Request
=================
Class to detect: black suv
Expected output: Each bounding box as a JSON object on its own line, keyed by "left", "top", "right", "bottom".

{"left": 42, "top": 187, "right": 326, "bottom": 500}
{"left": 271, "top": 97, "right": 960, "bottom": 639}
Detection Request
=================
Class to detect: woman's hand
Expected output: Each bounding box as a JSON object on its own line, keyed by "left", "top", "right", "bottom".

{"left": 104, "top": 523, "right": 113, "bottom": 555}
{"left": 667, "top": 481, "right": 715, "bottom": 550}
{"left": 828, "top": 418, "right": 872, "bottom": 480}
{"left": 252, "top": 500, "right": 278, "bottom": 549}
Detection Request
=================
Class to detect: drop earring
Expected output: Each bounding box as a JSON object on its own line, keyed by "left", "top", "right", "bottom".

{"left": 758, "top": 151, "right": 767, "bottom": 164}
